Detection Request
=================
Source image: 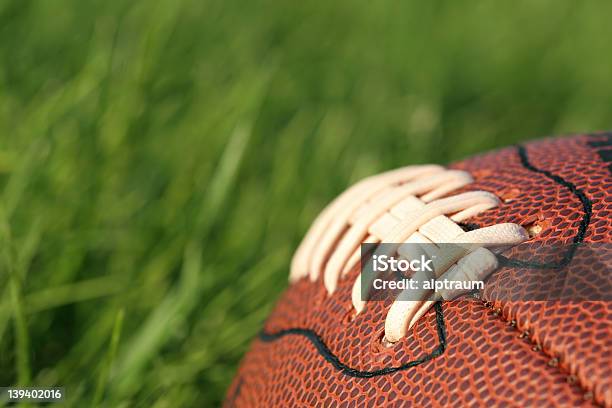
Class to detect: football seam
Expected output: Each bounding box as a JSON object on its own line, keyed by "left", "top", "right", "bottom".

{"left": 257, "top": 142, "right": 594, "bottom": 386}
{"left": 478, "top": 299, "right": 601, "bottom": 406}
{"left": 487, "top": 142, "right": 599, "bottom": 405}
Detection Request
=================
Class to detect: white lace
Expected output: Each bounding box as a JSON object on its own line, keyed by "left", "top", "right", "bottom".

{"left": 290, "top": 165, "right": 528, "bottom": 343}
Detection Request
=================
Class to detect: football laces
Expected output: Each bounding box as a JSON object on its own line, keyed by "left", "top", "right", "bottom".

{"left": 290, "top": 165, "right": 528, "bottom": 343}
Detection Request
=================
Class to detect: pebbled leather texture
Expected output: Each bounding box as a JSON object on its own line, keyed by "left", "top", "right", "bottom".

{"left": 225, "top": 133, "right": 612, "bottom": 407}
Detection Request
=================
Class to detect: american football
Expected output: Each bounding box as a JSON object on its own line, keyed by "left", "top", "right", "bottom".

{"left": 226, "top": 134, "right": 611, "bottom": 407}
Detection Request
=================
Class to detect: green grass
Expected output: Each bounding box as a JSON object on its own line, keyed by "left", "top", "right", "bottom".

{"left": 0, "top": 0, "right": 611, "bottom": 406}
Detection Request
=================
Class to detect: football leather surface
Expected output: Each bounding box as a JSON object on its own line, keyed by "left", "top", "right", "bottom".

{"left": 225, "top": 133, "right": 612, "bottom": 407}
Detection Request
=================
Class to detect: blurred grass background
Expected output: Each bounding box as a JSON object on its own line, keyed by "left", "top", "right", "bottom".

{"left": 0, "top": 0, "right": 611, "bottom": 406}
